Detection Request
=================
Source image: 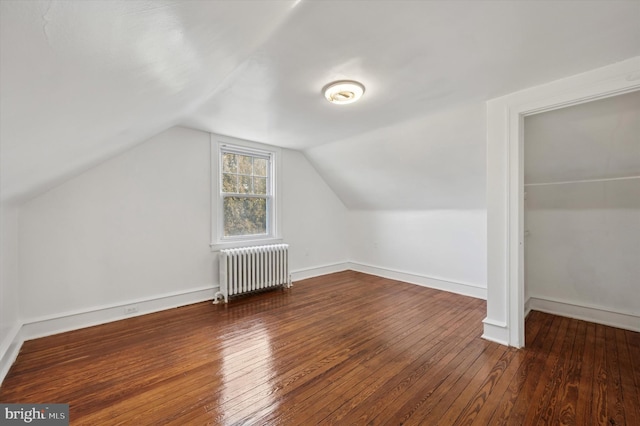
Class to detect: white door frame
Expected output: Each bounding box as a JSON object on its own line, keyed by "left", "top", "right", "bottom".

{"left": 483, "top": 57, "right": 640, "bottom": 347}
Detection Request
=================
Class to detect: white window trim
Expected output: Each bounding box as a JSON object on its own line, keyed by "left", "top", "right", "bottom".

{"left": 210, "top": 134, "right": 282, "bottom": 251}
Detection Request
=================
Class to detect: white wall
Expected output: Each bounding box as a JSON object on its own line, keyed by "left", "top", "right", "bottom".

{"left": 525, "top": 179, "right": 640, "bottom": 323}
{"left": 18, "top": 127, "right": 348, "bottom": 323}
{"left": 303, "top": 102, "right": 488, "bottom": 298}
{"left": 348, "top": 209, "right": 486, "bottom": 298}
{"left": 19, "top": 127, "right": 212, "bottom": 320}
{"left": 281, "top": 149, "right": 349, "bottom": 274}
{"left": 0, "top": 204, "right": 20, "bottom": 366}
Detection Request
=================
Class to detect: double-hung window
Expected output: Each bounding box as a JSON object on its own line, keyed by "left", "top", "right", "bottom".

{"left": 211, "top": 136, "right": 281, "bottom": 249}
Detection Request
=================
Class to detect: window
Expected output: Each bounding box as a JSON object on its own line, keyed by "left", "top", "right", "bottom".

{"left": 221, "top": 148, "right": 270, "bottom": 237}
{"left": 211, "top": 136, "right": 281, "bottom": 249}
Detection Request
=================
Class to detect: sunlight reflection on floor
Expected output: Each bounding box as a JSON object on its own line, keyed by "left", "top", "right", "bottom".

{"left": 219, "top": 322, "right": 277, "bottom": 423}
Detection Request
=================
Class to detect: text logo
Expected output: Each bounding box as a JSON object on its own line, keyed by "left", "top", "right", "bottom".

{"left": 1, "top": 404, "right": 68, "bottom": 425}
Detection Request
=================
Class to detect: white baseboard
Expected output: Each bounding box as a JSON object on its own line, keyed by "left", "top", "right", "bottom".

{"left": 529, "top": 296, "right": 640, "bottom": 332}
{"left": 524, "top": 297, "right": 532, "bottom": 318}
{"left": 0, "top": 323, "right": 23, "bottom": 387}
{"left": 0, "top": 285, "right": 218, "bottom": 386}
{"left": 1, "top": 263, "right": 490, "bottom": 385}
{"left": 347, "top": 262, "right": 487, "bottom": 300}
{"left": 291, "top": 262, "right": 350, "bottom": 282}
{"left": 22, "top": 285, "right": 219, "bottom": 341}
{"left": 481, "top": 317, "right": 510, "bottom": 346}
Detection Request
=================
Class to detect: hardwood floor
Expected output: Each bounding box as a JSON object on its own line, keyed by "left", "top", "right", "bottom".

{"left": 1, "top": 271, "right": 638, "bottom": 425}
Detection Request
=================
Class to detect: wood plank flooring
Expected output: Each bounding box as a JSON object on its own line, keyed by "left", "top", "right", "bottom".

{"left": 1, "top": 271, "right": 638, "bottom": 425}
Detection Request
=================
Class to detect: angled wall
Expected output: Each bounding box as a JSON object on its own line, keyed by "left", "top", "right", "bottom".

{"left": 17, "top": 126, "right": 348, "bottom": 335}
{"left": 307, "top": 102, "right": 488, "bottom": 297}
{"left": 281, "top": 149, "right": 349, "bottom": 277}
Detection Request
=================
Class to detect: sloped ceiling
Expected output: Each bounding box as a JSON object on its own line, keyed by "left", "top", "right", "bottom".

{"left": 2, "top": 1, "right": 639, "bottom": 207}
{"left": 525, "top": 91, "right": 640, "bottom": 185}
{"left": 0, "top": 0, "right": 298, "bottom": 202}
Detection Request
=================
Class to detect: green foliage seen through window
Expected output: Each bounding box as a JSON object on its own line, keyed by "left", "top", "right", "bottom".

{"left": 221, "top": 152, "right": 269, "bottom": 237}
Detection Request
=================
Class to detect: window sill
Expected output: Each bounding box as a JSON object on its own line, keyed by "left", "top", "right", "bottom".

{"left": 210, "top": 238, "right": 283, "bottom": 252}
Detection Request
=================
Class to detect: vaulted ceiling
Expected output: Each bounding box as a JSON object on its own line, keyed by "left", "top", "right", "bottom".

{"left": 2, "top": 1, "right": 639, "bottom": 206}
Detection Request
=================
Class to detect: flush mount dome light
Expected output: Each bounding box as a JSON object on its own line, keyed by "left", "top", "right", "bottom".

{"left": 323, "top": 80, "right": 365, "bottom": 105}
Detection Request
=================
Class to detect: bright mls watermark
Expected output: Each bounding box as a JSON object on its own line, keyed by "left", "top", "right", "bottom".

{"left": 1, "top": 404, "right": 68, "bottom": 425}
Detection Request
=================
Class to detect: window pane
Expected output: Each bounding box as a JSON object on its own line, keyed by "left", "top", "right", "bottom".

{"left": 238, "top": 155, "right": 252, "bottom": 175}
{"left": 254, "top": 158, "right": 267, "bottom": 177}
{"left": 222, "top": 173, "right": 237, "bottom": 193}
{"left": 223, "top": 197, "right": 267, "bottom": 236}
{"left": 254, "top": 177, "right": 267, "bottom": 195}
{"left": 238, "top": 175, "right": 252, "bottom": 193}
{"left": 223, "top": 153, "right": 237, "bottom": 173}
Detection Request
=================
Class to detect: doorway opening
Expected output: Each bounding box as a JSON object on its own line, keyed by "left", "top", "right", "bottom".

{"left": 484, "top": 57, "right": 640, "bottom": 347}
{"left": 523, "top": 91, "right": 640, "bottom": 338}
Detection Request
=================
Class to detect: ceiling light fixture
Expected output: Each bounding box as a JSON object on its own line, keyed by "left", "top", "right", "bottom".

{"left": 322, "top": 80, "right": 365, "bottom": 105}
